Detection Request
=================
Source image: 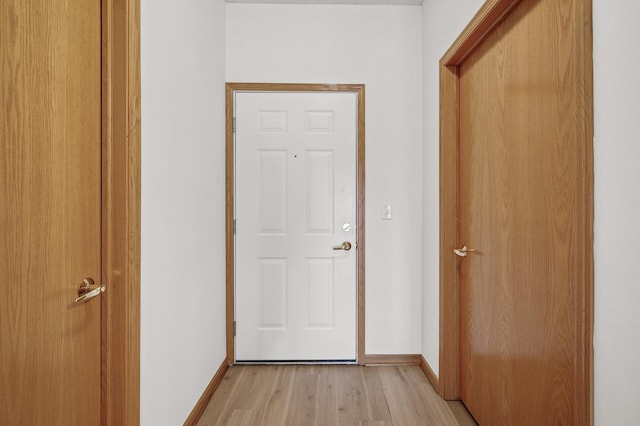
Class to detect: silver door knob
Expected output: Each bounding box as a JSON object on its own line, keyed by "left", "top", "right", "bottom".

{"left": 333, "top": 241, "right": 352, "bottom": 251}
{"left": 453, "top": 245, "right": 476, "bottom": 257}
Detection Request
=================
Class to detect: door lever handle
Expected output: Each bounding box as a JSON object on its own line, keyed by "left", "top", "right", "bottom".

{"left": 453, "top": 245, "right": 476, "bottom": 257}
{"left": 333, "top": 241, "right": 352, "bottom": 251}
{"left": 75, "top": 278, "right": 106, "bottom": 304}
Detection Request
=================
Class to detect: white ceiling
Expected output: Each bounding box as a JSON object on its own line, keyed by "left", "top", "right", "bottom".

{"left": 226, "top": 0, "right": 423, "bottom": 5}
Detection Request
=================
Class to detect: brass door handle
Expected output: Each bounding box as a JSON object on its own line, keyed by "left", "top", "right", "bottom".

{"left": 453, "top": 245, "right": 476, "bottom": 257}
{"left": 75, "top": 278, "right": 106, "bottom": 304}
{"left": 333, "top": 241, "right": 352, "bottom": 251}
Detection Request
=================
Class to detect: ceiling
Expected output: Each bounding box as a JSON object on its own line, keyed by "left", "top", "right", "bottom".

{"left": 226, "top": 0, "right": 423, "bottom": 5}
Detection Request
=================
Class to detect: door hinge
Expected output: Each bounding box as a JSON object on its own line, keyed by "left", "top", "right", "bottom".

{"left": 233, "top": 219, "right": 236, "bottom": 235}
{"left": 233, "top": 321, "right": 236, "bottom": 336}
{"left": 233, "top": 117, "right": 236, "bottom": 133}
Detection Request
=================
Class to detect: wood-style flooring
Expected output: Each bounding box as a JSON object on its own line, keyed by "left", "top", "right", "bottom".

{"left": 196, "top": 365, "right": 477, "bottom": 425}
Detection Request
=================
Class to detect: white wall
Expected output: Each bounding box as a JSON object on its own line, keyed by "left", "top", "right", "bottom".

{"left": 420, "top": 0, "right": 484, "bottom": 375}
{"left": 422, "top": 0, "right": 640, "bottom": 424}
{"left": 140, "top": 1, "right": 227, "bottom": 424}
{"left": 226, "top": 4, "right": 424, "bottom": 354}
{"left": 593, "top": 1, "right": 640, "bottom": 424}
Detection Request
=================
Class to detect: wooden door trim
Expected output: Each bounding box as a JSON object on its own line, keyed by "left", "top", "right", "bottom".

{"left": 225, "top": 83, "right": 366, "bottom": 364}
{"left": 438, "top": 1, "right": 593, "bottom": 423}
{"left": 101, "top": 0, "right": 141, "bottom": 424}
{"left": 364, "top": 354, "right": 422, "bottom": 366}
{"left": 439, "top": 3, "right": 523, "bottom": 399}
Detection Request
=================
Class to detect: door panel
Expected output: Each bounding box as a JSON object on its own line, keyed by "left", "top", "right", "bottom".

{"left": 0, "top": 1, "right": 102, "bottom": 424}
{"left": 235, "top": 92, "right": 357, "bottom": 361}
{"left": 458, "top": 0, "right": 589, "bottom": 424}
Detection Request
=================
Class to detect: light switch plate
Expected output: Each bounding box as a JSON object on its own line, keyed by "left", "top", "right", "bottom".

{"left": 382, "top": 204, "right": 392, "bottom": 220}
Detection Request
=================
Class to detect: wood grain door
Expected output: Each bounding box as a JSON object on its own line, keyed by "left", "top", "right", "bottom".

{"left": 456, "top": 0, "right": 592, "bottom": 424}
{"left": 0, "top": 1, "right": 102, "bottom": 424}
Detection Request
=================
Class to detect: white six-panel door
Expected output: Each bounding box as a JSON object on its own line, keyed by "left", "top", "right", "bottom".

{"left": 235, "top": 92, "right": 357, "bottom": 361}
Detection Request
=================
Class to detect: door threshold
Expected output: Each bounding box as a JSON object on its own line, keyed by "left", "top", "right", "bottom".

{"left": 234, "top": 359, "right": 357, "bottom": 365}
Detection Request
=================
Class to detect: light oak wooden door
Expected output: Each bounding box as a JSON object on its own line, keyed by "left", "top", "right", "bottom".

{"left": 235, "top": 92, "right": 357, "bottom": 361}
{"left": 457, "top": 0, "right": 592, "bottom": 424}
{"left": 1, "top": 1, "right": 102, "bottom": 424}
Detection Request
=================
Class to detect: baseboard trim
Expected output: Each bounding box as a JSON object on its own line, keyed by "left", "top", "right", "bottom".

{"left": 183, "top": 358, "right": 230, "bottom": 426}
{"left": 364, "top": 354, "right": 422, "bottom": 366}
{"left": 419, "top": 355, "right": 441, "bottom": 395}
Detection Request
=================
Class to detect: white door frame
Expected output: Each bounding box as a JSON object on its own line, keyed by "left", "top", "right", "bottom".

{"left": 225, "top": 83, "right": 366, "bottom": 364}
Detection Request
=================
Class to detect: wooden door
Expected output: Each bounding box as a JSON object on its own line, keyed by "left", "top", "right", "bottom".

{"left": 235, "top": 92, "right": 357, "bottom": 361}
{"left": 0, "top": 1, "right": 102, "bottom": 424}
{"left": 452, "top": 0, "right": 593, "bottom": 424}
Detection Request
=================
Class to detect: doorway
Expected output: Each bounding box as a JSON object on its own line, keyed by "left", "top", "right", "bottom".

{"left": 226, "top": 83, "right": 366, "bottom": 364}
{"left": 439, "top": 0, "right": 593, "bottom": 424}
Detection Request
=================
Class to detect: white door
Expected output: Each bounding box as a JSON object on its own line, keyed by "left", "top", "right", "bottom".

{"left": 235, "top": 91, "right": 357, "bottom": 361}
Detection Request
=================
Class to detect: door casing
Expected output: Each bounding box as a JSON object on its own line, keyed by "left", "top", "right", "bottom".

{"left": 226, "top": 83, "right": 366, "bottom": 364}
{"left": 438, "top": 0, "right": 593, "bottom": 423}
{"left": 101, "top": 0, "right": 141, "bottom": 424}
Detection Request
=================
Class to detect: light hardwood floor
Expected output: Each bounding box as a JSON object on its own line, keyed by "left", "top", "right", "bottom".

{"left": 196, "top": 365, "right": 477, "bottom": 425}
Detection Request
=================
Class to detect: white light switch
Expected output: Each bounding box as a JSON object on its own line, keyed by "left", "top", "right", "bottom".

{"left": 382, "top": 204, "right": 392, "bottom": 220}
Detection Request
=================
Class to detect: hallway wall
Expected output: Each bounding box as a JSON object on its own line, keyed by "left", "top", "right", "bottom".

{"left": 140, "top": 0, "right": 227, "bottom": 424}
{"left": 420, "top": 0, "right": 484, "bottom": 375}
{"left": 592, "top": 1, "right": 640, "bottom": 423}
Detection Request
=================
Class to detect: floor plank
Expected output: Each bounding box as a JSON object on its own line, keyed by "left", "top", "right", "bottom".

{"left": 315, "top": 366, "right": 339, "bottom": 426}
{"left": 335, "top": 366, "right": 370, "bottom": 424}
{"left": 196, "top": 365, "right": 476, "bottom": 426}
{"left": 285, "top": 366, "right": 320, "bottom": 425}
{"left": 258, "top": 366, "right": 296, "bottom": 425}
{"left": 360, "top": 367, "right": 392, "bottom": 422}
